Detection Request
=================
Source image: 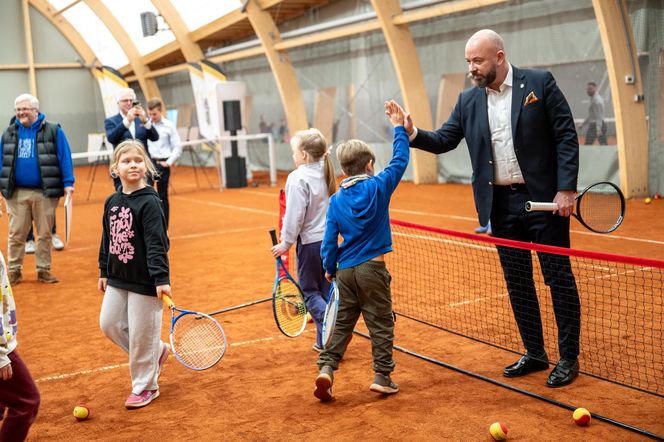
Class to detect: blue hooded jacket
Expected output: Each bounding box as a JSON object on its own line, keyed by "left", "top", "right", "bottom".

{"left": 321, "top": 126, "right": 409, "bottom": 274}
{"left": 0, "top": 112, "right": 75, "bottom": 189}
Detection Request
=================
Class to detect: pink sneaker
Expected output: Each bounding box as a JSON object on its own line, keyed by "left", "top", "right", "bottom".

{"left": 125, "top": 389, "right": 160, "bottom": 409}
{"left": 158, "top": 342, "right": 170, "bottom": 375}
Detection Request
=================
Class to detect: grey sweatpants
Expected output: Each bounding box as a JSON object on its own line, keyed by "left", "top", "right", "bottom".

{"left": 317, "top": 260, "right": 396, "bottom": 374}
{"left": 99, "top": 285, "right": 165, "bottom": 394}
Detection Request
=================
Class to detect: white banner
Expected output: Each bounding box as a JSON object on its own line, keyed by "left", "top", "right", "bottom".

{"left": 188, "top": 61, "right": 227, "bottom": 140}
{"left": 94, "top": 66, "right": 128, "bottom": 118}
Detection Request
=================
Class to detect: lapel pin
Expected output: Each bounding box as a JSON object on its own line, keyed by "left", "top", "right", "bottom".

{"left": 520, "top": 84, "right": 524, "bottom": 88}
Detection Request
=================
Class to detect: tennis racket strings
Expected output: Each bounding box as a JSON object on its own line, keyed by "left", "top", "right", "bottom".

{"left": 172, "top": 314, "right": 226, "bottom": 369}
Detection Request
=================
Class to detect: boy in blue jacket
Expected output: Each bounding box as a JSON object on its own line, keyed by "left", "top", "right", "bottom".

{"left": 314, "top": 100, "right": 409, "bottom": 402}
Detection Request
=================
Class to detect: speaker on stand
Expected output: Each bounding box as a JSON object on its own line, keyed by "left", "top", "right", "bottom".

{"left": 222, "top": 100, "right": 247, "bottom": 188}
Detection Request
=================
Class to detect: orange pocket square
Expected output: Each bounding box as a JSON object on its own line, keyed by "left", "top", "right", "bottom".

{"left": 524, "top": 91, "right": 539, "bottom": 106}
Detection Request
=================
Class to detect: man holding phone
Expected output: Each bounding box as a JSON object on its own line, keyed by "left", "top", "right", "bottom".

{"left": 104, "top": 88, "right": 159, "bottom": 189}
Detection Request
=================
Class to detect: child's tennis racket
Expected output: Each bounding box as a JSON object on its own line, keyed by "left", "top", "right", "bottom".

{"left": 525, "top": 181, "right": 625, "bottom": 234}
{"left": 321, "top": 279, "right": 339, "bottom": 349}
{"left": 162, "top": 295, "right": 227, "bottom": 370}
{"left": 269, "top": 229, "right": 308, "bottom": 337}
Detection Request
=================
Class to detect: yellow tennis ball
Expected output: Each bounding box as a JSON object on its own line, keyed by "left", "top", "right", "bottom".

{"left": 573, "top": 407, "right": 591, "bottom": 426}
{"left": 73, "top": 405, "right": 90, "bottom": 421}
{"left": 307, "top": 312, "right": 313, "bottom": 323}
{"left": 489, "top": 421, "right": 508, "bottom": 440}
{"left": 645, "top": 197, "right": 652, "bottom": 204}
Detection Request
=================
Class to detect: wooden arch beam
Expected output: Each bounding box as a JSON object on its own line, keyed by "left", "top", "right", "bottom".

{"left": 371, "top": 0, "right": 436, "bottom": 184}
{"left": 150, "top": 0, "right": 204, "bottom": 62}
{"left": 28, "top": 0, "right": 98, "bottom": 67}
{"left": 244, "top": 0, "right": 308, "bottom": 135}
{"left": 83, "top": 0, "right": 161, "bottom": 101}
{"left": 592, "top": 0, "right": 648, "bottom": 198}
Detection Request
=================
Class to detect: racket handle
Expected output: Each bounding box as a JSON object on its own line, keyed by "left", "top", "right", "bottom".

{"left": 269, "top": 229, "right": 278, "bottom": 246}
{"left": 162, "top": 294, "right": 175, "bottom": 308}
{"left": 525, "top": 201, "right": 559, "bottom": 212}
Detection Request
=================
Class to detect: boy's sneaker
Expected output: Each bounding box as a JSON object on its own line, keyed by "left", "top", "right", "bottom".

{"left": 125, "top": 389, "right": 160, "bottom": 409}
{"left": 37, "top": 271, "right": 59, "bottom": 284}
{"left": 314, "top": 366, "right": 334, "bottom": 402}
{"left": 25, "top": 240, "right": 36, "bottom": 254}
{"left": 52, "top": 234, "right": 65, "bottom": 250}
{"left": 158, "top": 342, "right": 170, "bottom": 375}
{"left": 369, "top": 372, "right": 399, "bottom": 395}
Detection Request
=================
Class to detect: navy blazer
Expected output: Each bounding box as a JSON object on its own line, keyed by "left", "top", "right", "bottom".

{"left": 412, "top": 66, "right": 579, "bottom": 226}
{"left": 104, "top": 112, "right": 159, "bottom": 153}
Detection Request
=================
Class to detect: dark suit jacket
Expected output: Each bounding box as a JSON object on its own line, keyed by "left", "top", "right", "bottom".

{"left": 104, "top": 113, "right": 159, "bottom": 153}
{"left": 412, "top": 66, "right": 579, "bottom": 226}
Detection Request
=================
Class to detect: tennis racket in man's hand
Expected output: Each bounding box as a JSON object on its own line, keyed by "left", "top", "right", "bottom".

{"left": 269, "top": 229, "right": 308, "bottom": 337}
{"left": 162, "top": 295, "right": 227, "bottom": 370}
{"left": 321, "top": 279, "right": 339, "bottom": 349}
{"left": 525, "top": 181, "right": 625, "bottom": 234}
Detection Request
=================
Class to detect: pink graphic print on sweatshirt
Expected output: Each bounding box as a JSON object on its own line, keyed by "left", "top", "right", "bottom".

{"left": 109, "top": 206, "right": 135, "bottom": 263}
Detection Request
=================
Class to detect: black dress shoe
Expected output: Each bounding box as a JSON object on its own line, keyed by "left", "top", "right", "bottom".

{"left": 546, "top": 358, "right": 579, "bottom": 387}
{"left": 503, "top": 353, "right": 550, "bottom": 378}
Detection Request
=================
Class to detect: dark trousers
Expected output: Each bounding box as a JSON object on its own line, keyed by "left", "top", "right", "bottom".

{"left": 153, "top": 161, "right": 171, "bottom": 227}
{"left": 585, "top": 121, "right": 607, "bottom": 145}
{"left": 296, "top": 239, "right": 329, "bottom": 347}
{"left": 317, "top": 260, "right": 395, "bottom": 374}
{"left": 26, "top": 220, "right": 56, "bottom": 242}
{"left": 491, "top": 186, "right": 580, "bottom": 360}
{"left": 0, "top": 351, "right": 40, "bottom": 442}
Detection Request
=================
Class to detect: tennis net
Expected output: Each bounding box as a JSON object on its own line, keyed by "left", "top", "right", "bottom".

{"left": 388, "top": 219, "right": 664, "bottom": 397}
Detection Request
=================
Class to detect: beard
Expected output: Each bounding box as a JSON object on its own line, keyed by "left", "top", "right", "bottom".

{"left": 469, "top": 64, "right": 497, "bottom": 88}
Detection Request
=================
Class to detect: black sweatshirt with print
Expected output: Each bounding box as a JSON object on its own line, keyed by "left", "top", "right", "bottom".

{"left": 98, "top": 186, "right": 169, "bottom": 296}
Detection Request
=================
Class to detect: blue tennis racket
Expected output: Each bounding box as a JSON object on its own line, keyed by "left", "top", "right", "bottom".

{"left": 269, "top": 229, "right": 308, "bottom": 337}
{"left": 321, "top": 279, "right": 339, "bottom": 349}
{"left": 162, "top": 295, "right": 227, "bottom": 370}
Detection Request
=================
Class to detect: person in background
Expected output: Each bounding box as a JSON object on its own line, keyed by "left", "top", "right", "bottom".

{"left": 25, "top": 222, "right": 63, "bottom": 254}
{"left": 104, "top": 88, "right": 158, "bottom": 190}
{"left": 0, "top": 93, "right": 75, "bottom": 285}
{"left": 146, "top": 98, "right": 182, "bottom": 228}
{"left": 582, "top": 81, "right": 607, "bottom": 145}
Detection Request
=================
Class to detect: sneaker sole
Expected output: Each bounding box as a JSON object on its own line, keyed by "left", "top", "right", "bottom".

{"left": 125, "top": 390, "right": 160, "bottom": 409}
{"left": 369, "top": 383, "right": 399, "bottom": 395}
{"left": 314, "top": 374, "right": 333, "bottom": 402}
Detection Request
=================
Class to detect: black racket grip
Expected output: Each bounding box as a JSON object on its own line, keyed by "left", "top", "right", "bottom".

{"left": 269, "top": 229, "right": 278, "bottom": 246}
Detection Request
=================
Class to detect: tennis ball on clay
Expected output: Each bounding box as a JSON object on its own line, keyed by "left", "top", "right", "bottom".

{"left": 489, "top": 421, "right": 508, "bottom": 440}
{"left": 73, "top": 404, "right": 90, "bottom": 421}
{"left": 573, "top": 407, "right": 591, "bottom": 426}
{"left": 307, "top": 312, "right": 313, "bottom": 323}
{"left": 645, "top": 197, "right": 652, "bottom": 204}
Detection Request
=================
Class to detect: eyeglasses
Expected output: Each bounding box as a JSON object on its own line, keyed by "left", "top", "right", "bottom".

{"left": 119, "top": 99, "right": 134, "bottom": 103}
{"left": 15, "top": 107, "right": 36, "bottom": 112}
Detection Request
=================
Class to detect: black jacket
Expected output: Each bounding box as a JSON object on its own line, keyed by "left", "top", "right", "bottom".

{"left": 99, "top": 186, "right": 169, "bottom": 296}
{"left": 412, "top": 66, "right": 579, "bottom": 226}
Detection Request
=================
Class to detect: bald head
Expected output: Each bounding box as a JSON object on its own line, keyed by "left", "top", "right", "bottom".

{"left": 464, "top": 29, "right": 509, "bottom": 90}
{"left": 466, "top": 29, "right": 505, "bottom": 53}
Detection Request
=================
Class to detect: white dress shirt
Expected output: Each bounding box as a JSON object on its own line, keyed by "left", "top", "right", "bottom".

{"left": 148, "top": 117, "right": 182, "bottom": 165}
{"left": 486, "top": 64, "right": 524, "bottom": 185}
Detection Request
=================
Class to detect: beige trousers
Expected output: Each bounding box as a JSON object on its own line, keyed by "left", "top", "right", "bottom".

{"left": 5, "top": 188, "right": 59, "bottom": 272}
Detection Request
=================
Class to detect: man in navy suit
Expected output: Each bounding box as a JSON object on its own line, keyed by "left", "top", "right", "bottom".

{"left": 104, "top": 88, "right": 159, "bottom": 189}
{"left": 386, "top": 29, "right": 580, "bottom": 387}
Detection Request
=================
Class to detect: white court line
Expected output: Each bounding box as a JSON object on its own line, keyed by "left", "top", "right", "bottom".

{"left": 391, "top": 208, "right": 475, "bottom": 222}
{"left": 61, "top": 226, "right": 273, "bottom": 254}
{"left": 448, "top": 293, "right": 508, "bottom": 307}
{"left": 238, "top": 189, "right": 278, "bottom": 198}
{"left": 34, "top": 333, "right": 310, "bottom": 383}
{"left": 173, "top": 196, "right": 275, "bottom": 216}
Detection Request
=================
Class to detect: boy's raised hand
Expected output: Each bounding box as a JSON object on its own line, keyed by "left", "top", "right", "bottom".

{"left": 384, "top": 100, "right": 413, "bottom": 135}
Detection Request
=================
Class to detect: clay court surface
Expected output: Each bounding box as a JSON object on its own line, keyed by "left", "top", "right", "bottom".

{"left": 7, "top": 166, "right": 663, "bottom": 441}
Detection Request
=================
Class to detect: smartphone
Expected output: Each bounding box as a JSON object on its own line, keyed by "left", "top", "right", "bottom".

{"left": 132, "top": 100, "right": 140, "bottom": 107}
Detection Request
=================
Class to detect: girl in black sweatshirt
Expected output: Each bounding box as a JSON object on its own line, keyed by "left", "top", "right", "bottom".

{"left": 98, "top": 139, "right": 171, "bottom": 409}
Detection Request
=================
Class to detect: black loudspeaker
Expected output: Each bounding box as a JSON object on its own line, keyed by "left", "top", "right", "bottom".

{"left": 222, "top": 100, "right": 242, "bottom": 132}
{"left": 225, "top": 156, "right": 247, "bottom": 188}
